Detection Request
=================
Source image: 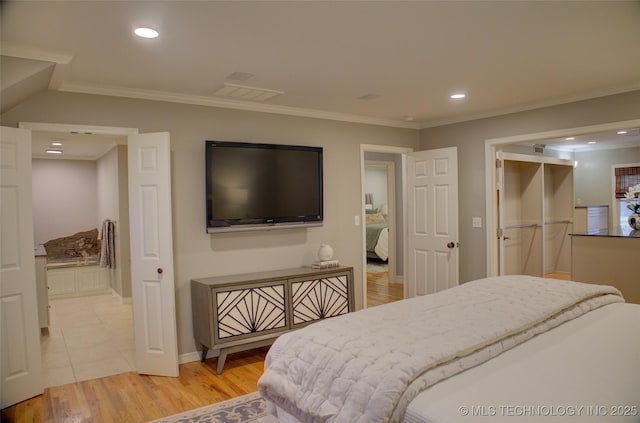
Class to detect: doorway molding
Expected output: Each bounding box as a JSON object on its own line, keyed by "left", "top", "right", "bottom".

{"left": 360, "top": 144, "right": 413, "bottom": 308}
{"left": 17, "top": 121, "right": 141, "bottom": 386}
{"left": 484, "top": 118, "right": 640, "bottom": 277}
{"left": 19, "top": 122, "right": 138, "bottom": 136}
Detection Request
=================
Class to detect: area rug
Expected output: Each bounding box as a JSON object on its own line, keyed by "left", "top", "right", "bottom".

{"left": 367, "top": 260, "right": 388, "bottom": 273}
{"left": 148, "top": 392, "right": 277, "bottom": 423}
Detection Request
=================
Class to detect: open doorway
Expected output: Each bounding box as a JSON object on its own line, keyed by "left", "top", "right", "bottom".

{"left": 360, "top": 144, "right": 413, "bottom": 308}
{"left": 485, "top": 118, "right": 640, "bottom": 277}
{"left": 28, "top": 124, "right": 135, "bottom": 387}
{"left": 364, "top": 159, "right": 400, "bottom": 307}
{"left": 5, "top": 123, "right": 177, "bottom": 405}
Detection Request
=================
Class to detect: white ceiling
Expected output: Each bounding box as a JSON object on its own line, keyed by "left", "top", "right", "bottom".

{"left": 2, "top": 1, "right": 640, "bottom": 157}
{"left": 31, "top": 131, "right": 125, "bottom": 160}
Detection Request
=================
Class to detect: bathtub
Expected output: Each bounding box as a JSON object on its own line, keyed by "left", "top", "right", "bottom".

{"left": 47, "top": 260, "right": 110, "bottom": 299}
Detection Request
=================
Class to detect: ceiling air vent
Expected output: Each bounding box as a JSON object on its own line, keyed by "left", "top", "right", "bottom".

{"left": 533, "top": 144, "right": 545, "bottom": 153}
{"left": 225, "top": 71, "right": 254, "bottom": 81}
{"left": 214, "top": 83, "right": 283, "bottom": 101}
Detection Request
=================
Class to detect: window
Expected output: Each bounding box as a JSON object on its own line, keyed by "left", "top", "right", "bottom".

{"left": 615, "top": 166, "right": 640, "bottom": 227}
{"left": 615, "top": 166, "right": 640, "bottom": 198}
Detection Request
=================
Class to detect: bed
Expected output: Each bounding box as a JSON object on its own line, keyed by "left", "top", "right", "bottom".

{"left": 258, "top": 275, "right": 640, "bottom": 423}
{"left": 366, "top": 212, "right": 389, "bottom": 261}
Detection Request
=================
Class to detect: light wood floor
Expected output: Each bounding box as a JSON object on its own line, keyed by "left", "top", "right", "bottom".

{"left": 367, "top": 270, "right": 404, "bottom": 307}
{"left": 1, "top": 347, "right": 269, "bottom": 423}
{"left": 3, "top": 273, "right": 401, "bottom": 422}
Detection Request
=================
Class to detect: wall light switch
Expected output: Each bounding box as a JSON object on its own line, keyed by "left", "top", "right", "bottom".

{"left": 355, "top": 215, "right": 360, "bottom": 226}
{"left": 472, "top": 217, "right": 482, "bottom": 228}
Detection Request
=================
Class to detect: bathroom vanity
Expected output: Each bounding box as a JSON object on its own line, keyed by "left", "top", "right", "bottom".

{"left": 34, "top": 245, "right": 49, "bottom": 330}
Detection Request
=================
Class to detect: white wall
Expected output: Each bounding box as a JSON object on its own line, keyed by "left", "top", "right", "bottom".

{"left": 96, "top": 146, "right": 119, "bottom": 225}
{"left": 96, "top": 145, "right": 132, "bottom": 298}
{"left": 364, "top": 166, "right": 388, "bottom": 211}
{"left": 32, "top": 159, "right": 98, "bottom": 245}
{"left": 574, "top": 146, "right": 640, "bottom": 207}
{"left": 3, "top": 90, "right": 419, "bottom": 357}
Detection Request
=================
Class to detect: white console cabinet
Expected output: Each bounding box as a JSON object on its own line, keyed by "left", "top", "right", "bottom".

{"left": 191, "top": 266, "right": 354, "bottom": 373}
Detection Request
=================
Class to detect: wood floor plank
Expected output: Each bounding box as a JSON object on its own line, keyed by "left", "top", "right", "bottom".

{"left": 3, "top": 278, "right": 400, "bottom": 422}
{"left": 367, "top": 270, "right": 404, "bottom": 307}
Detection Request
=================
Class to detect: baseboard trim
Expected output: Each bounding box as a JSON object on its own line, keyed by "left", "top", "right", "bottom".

{"left": 179, "top": 349, "right": 219, "bottom": 365}
{"left": 110, "top": 289, "right": 132, "bottom": 304}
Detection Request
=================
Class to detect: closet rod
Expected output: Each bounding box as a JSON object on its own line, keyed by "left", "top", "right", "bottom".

{"left": 503, "top": 223, "right": 540, "bottom": 230}
{"left": 544, "top": 220, "right": 572, "bottom": 225}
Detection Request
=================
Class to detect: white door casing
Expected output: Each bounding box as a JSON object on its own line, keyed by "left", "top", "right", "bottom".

{"left": 128, "top": 132, "right": 178, "bottom": 376}
{"left": 405, "top": 147, "right": 459, "bottom": 297}
{"left": 0, "top": 126, "right": 43, "bottom": 407}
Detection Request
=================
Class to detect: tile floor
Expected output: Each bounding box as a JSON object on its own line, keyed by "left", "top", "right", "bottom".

{"left": 41, "top": 294, "right": 135, "bottom": 388}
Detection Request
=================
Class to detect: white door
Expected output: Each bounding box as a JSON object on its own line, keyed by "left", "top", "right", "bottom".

{"left": 0, "top": 127, "right": 43, "bottom": 407}
{"left": 128, "top": 132, "right": 178, "bottom": 376}
{"left": 405, "top": 147, "right": 458, "bottom": 297}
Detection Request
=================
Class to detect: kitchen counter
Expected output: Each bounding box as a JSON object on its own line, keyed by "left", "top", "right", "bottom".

{"left": 571, "top": 226, "right": 640, "bottom": 238}
{"left": 571, "top": 228, "right": 640, "bottom": 303}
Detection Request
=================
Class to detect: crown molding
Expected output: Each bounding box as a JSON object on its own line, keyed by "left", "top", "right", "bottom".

{"left": 58, "top": 82, "right": 423, "bottom": 130}
{"left": 419, "top": 83, "right": 640, "bottom": 129}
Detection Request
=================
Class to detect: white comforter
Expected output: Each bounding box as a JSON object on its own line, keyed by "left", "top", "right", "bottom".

{"left": 257, "top": 276, "right": 623, "bottom": 423}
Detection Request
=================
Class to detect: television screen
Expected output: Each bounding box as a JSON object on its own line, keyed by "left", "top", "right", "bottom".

{"left": 206, "top": 141, "right": 323, "bottom": 233}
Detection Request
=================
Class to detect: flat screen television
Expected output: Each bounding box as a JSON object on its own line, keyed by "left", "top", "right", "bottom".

{"left": 205, "top": 141, "right": 323, "bottom": 233}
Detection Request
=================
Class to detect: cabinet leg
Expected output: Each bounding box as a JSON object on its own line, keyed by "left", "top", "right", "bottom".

{"left": 200, "top": 345, "right": 209, "bottom": 362}
{"left": 216, "top": 349, "right": 228, "bottom": 374}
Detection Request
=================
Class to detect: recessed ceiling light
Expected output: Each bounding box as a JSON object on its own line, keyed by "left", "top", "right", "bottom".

{"left": 403, "top": 115, "right": 415, "bottom": 122}
{"left": 565, "top": 137, "right": 575, "bottom": 141}
{"left": 134, "top": 27, "right": 159, "bottom": 39}
{"left": 450, "top": 93, "right": 466, "bottom": 99}
{"left": 617, "top": 130, "right": 628, "bottom": 135}
{"left": 587, "top": 141, "right": 597, "bottom": 144}
{"left": 51, "top": 142, "right": 63, "bottom": 146}
{"left": 46, "top": 148, "right": 63, "bottom": 155}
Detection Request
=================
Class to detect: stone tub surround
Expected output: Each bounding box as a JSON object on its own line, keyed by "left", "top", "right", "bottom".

{"left": 43, "top": 228, "right": 101, "bottom": 265}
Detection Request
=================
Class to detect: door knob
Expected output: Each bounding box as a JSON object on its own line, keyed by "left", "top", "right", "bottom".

{"left": 447, "top": 242, "right": 456, "bottom": 249}
{"left": 157, "top": 268, "right": 164, "bottom": 274}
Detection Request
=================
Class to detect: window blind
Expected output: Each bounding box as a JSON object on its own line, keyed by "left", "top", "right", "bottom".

{"left": 615, "top": 166, "right": 640, "bottom": 198}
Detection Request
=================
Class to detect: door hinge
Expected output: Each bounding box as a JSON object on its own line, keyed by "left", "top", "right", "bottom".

{"left": 497, "top": 228, "right": 503, "bottom": 238}
{"left": 495, "top": 158, "right": 502, "bottom": 168}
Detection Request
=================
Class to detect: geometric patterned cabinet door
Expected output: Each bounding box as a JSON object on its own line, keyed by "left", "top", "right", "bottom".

{"left": 191, "top": 266, "right": 353, "bottom": 373}
{"left": 216, "top": 284, "right": 286, "bottom": 339}
{"left": 291, "top": 274, "right": 349, "bottom": 327}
